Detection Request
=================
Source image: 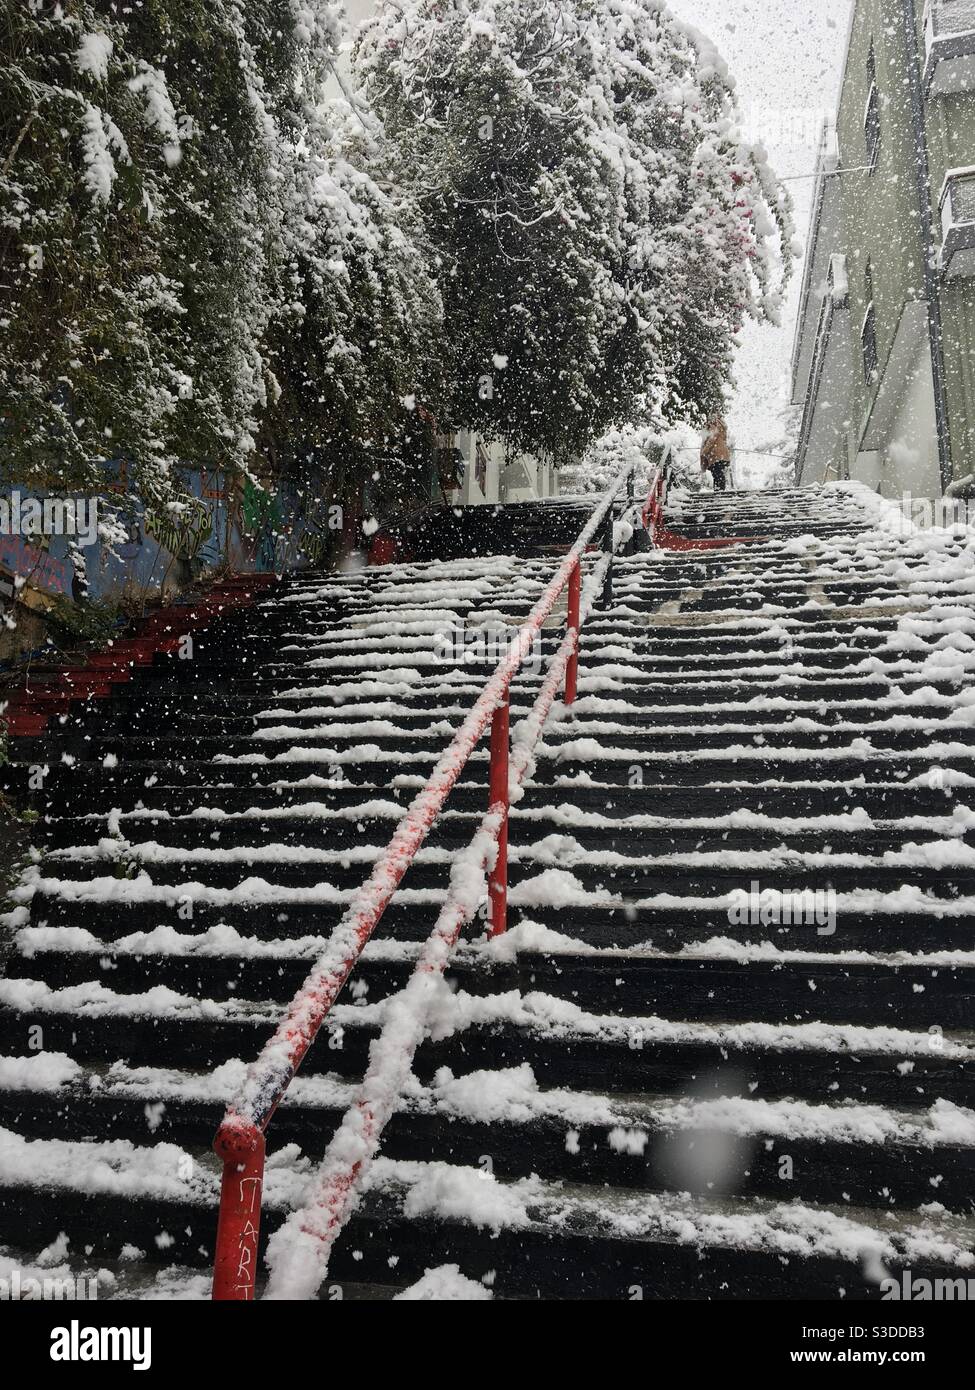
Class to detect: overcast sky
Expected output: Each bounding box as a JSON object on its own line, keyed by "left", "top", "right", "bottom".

{"left": 341, "top": 0, "right": 855, "bottom": 481}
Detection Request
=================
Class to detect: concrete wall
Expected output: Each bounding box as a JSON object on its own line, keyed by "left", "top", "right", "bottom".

{"left": 917, "top": 6, "right": 975, "bottom": 477}
{"left": 822, "top": 0, "right": 975, "bottom": 492}
{"left": 451, "top": 433, "right": 558, "bottom": 507}
{"left": 850, "top": 446, "right": 883, "bottom": 490}
{"left": 836, "top": 1, "right": 925, "bottom": 456}
{"left": 881, "top": 338, "right": 941, "bottom": 496}
{"left": 848, "top": 337, "right": 939, "bottom": 496}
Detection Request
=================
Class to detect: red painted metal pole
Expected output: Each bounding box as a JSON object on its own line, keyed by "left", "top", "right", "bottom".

{"left": 263, "top": 633, "right": 585, "bottom": 1300}
{"left": 642, "top": 463, "right": 751, "bottom": 551}
{"left": 209, "top": 463, "right": 636, "bottom": 1301}
{"left": 212, "top": 1119, "right": 266, "bottom": 1301}
{"left": 565, "top": 558, "right": 581, "bottom": 705}
{"left": 487, "top": 693, "right": 510, "bottom": 937}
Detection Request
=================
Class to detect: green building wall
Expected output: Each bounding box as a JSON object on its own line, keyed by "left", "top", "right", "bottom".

{"left": 828, "top": 0, "right": 975, "bottom": 487}
{"left": 928, "top": 51, "right": 975, "bottom": 474}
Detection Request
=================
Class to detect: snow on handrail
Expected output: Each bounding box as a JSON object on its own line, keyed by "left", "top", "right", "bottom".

{"left": 210, "top": 458, "right": 644, "bottom": 1300}
{"left": 261, "top": 555, "right": 614, "bottom": 1300}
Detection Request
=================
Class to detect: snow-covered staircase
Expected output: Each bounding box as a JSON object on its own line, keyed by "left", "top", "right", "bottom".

{"left": 2, "top": 482, "right": 975, "bottom": 1299}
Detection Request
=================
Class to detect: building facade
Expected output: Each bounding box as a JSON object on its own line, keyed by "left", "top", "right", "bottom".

{"left": 793, "top": 0, "right": 975, "bottom": 496}
{"left": 449, "top": 432, "right": 559, "bottom": 507}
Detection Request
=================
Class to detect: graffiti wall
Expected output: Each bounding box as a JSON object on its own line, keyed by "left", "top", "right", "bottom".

{"left": 0, "top": 468, "right": 346, "bottom": 622}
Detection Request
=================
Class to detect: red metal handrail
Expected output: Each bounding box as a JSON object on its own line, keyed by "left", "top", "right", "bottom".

{"left": 263, "top": 456, "right": 768, "bottom": 1295}
{"left": 210, "top": 463, "right": 637, "bottom": 1299}
{"left": 645, "top": 454, "right": 756, "bottom": 551}
{"left": 262, "top": 590, "right": 603, "bottom": 1298}
{"left": 261, "top": 458, "right": 764, "bottom": 1295}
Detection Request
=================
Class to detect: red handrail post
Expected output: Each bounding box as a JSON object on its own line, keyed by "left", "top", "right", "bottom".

{"left": 208, "top": 461, "right": 636, "bottom": 1299}
{"left": 487, "top": 692, "right": 510, "bottom": 937}
{"left": 565, "top": 558, "right": 581, "bottom": 705}
{"left": 212, "top": 1118, "right": 266, "bottom": 1301}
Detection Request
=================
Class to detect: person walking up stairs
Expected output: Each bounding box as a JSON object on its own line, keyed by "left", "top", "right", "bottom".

{"left": 701, "top": 414, "right": 732, "bottom": 492}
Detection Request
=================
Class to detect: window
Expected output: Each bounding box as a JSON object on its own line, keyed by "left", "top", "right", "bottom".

{"left": 939, "top": 170, "right": 975, "bottom": 278}
{"left": 928, "top": 1, "right": 975, "bottom": 41}
{"left": 944, "top": 169, "right": 975, "bottom": 228}
{"left": 474, "top": 440, "right": 489, "bottom": 494}
{"left": 436, "top": 445, "right": 464, "bottom": 492}
{"left": 861, "top": 259, "right": 879, "bottom": 383}
{"left": 864, "top": 41, "right": 881, "bottom": 171}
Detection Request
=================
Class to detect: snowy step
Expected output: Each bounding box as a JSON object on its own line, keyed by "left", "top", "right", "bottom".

{"left": 27, "top": 720, "right": 975, "bottom": 767}
{"left": 500, "top": 899, "right": 975, "bottom": 954}
{"left": 2, "top": 988, "right": 972, "bottom": 1107}
{"left": 42, "top": 807, "right": 965, "bottom": 856}
{"left": 564, "top": 675, "right": 967, "bottom": 703}
{"left": 26, "top": 885, "right": 975, "bottom": 955}
{"left": 1, "top": 1139, "right": 972, "bottom": 1300}
{"left": 27, "top": 687, "right": 975, "bottom": 746}
{"left": 2, "top": 1062, "right": 972, "bottom": 1214}
{"left": 32, "top": 844, "right": 975, "bottom": 898}
{"left": 16, "top": 708, "right": 974, "bottom": 771}
{"left": 530, "top": 753, "right": 975, "bottom": 788}
{"left": 541, "top": 724, "right": 975, "bottom": 753}
{"left": 100, "top": 698, "right": 974, "bottom": 735}
{"left": 10, "top": 776, "right": 967, "bottom": 825}
{"left": 10, "top": 937, "right": 975, "bottom": 1027}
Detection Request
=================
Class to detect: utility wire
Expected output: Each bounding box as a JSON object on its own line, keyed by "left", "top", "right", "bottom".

{"left": 673, "top": 446, "right": 794, "bottom": 460}
{"left": 779, "top": 164, "right": 875, "bottom": 182}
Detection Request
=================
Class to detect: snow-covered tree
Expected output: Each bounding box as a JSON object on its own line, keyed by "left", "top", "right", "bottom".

{"left": 596, "top": 2, "right": 797, "bottom": 430}
{"left": 124, "top": 0, "right": 289, "bottom": 489}
{"left": 354, "top": 0, "right": 796, "bottom": 462}
{"left": 261, "top": 9, "right": 444, "bottom": 495}
{"left": 1, "top": 1, "right": 441, "bottom": 519}
{"left": 0, "top": 2, "right": 192, "bottom": 497}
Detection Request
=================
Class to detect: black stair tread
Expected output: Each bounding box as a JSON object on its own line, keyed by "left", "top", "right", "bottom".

{"left": 39, "top": 814, "right": 967, "bottom": 858}
{"left": 3, "top": 482, "right": 975, "bottom": 1298}
{"left": 8, "top": 928, "right": 975, "bottom": 1028}
{"left": 11, "top": 780, "right": 968, "bottom": 821}
{"left": 2, "top": 987, "right": 973, "bottom": 1108}
{"left": 2, "top": 1066, "right": 971, "bottom": 1215}
{"left": 0, "top": 1144, "right": 972, "bottom": 1301}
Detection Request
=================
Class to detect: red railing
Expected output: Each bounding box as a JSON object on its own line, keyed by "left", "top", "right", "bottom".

{"left": 645, "top": 452, "right": 755, "bottom": 551}
{"left": 210, "top": 460, "right": 639, "bottom": 1299}
{"left": 262, "top": 604, "right": 597, "bottom": 1299}
{"left": 2, "top": 576, "right": 277, "bottom": 739}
